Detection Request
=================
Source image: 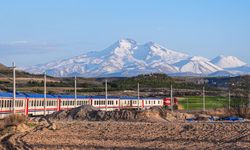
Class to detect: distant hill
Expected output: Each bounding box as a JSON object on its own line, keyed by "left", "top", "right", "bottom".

{"left": 0, "top": 63, "right": 248, "bottom": 97}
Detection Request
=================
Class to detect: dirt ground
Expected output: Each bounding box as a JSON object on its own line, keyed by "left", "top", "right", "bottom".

{"left": 5, "top": 120, "right": 250, "bottom": 150}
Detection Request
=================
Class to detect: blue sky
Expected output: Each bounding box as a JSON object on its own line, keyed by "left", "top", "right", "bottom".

{"left": 0, "top": 0, "right": 250, "bottom": 67}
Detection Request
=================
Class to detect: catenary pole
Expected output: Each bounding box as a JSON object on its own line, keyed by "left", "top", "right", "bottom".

{"left": 229, "top": 90, "right": 231, "bottom": 109}
{"left": 171, "top": 84, "right": 173, "bottom": 112}
{"left": 74, "top": 76, "right": 77, "bottom": 107}
{"left": 44, "top": 72, "right": 47, "bottom": 116}
{"left": 12, "top": 62, "right": 16, "bottom": 114}
{"left": 105, "top": 80, "right": 107, "bottom": 111}
{"left": 137, "top": 83, "right": 140, "bottom": 110}
{"left": 203, "top": 86, "right": 205, "bottom": 112}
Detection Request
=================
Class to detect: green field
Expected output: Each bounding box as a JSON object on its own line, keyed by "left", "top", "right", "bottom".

{"left": 178, "top": 96, "right": 229, "bottom": 110}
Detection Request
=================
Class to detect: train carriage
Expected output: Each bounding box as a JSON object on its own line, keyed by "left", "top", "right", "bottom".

{"left": 0, "top": 92, "right": 178, "bottom": 118}
{"left": 0, "top": 92, "right": 27, "bottom": 118}
{"left": 26, "top": 93, "right": 58, "bottom": 116}
{"left": 91, "top": 96, "right": 120, "bottom": 110}
{"left": 143, "top": 98, "right": 163, "bottom": 108}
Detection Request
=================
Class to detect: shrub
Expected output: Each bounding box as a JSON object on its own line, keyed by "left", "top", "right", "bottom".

{"left": 4, "top": 114, "right": 27, "bottom": 127}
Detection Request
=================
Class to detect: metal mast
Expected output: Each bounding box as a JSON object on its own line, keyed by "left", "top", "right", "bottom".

{"left": 137, "top": 82, "right": 140, "bottom": 110}
{"left": 228, "top": 90, "right": 231, "bottom": 109}
{"left": 74, "top": 76, "right": 77, "bottom": 107}
{"left": 44, "top": 72, "right": 47, "bottom": 116}
{"left": 12, "top": 62, "right": 16, "bottom": 114}
{"left": 171, "top": 84, "right": 173, "bottom": 112}
{"left": 203, "top": 86, "right": 206, "bottom": 112}
{"left": 105, "top": 79, "right": 107, "bottom": 111}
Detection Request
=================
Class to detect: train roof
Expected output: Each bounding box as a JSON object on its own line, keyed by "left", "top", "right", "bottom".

{"left": 0, "top": 92, "right": 162, "bottom": 100}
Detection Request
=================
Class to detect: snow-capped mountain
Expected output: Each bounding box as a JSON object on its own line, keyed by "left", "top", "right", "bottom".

{"left": 210, "top": 55, "right": 246, "bottom": 68}
{"left": 173, "top": 56, "right": 223, "bottom": 74}
{"left": 25, "top": 39, "right": 249, "bottom": 77}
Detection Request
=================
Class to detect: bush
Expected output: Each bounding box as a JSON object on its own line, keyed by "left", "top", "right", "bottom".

{"left": 4, "top": 114, "right": 27, "bottom": 127}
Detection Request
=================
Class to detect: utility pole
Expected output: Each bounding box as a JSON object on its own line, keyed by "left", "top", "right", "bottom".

{"left": 171, "top": 84, "right": 173, "bottom": 112}
{"left": 203, "top": 86, "right": 205, "bottom": 112}
{"left": 228, "top": 90, "right": 231, "bottom": 109}
{"left": 44, "top": 72, "right": 47, "bottom": 116}
{"left": 74, "top": 76, "right": 77, "bottom": 107}
{"left": 137, "top": 83, "right": 140, "bottom": 110}
{"left": 105, "top": 79, "right": 107, "bottom": 111}
{"left": 12, "top": 62, "right": 16, "bottom": 114}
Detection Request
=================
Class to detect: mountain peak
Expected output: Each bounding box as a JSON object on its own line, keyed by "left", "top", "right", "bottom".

{"left": 211, "top": 55, "right": 246, "bottom": 68}
{"left": 116, "top": 38, "right": 137, "bottom": 49}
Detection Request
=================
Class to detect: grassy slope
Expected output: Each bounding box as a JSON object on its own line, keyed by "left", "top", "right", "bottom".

{"left": 178, "top": 96, "right": 229, "bottom": 110}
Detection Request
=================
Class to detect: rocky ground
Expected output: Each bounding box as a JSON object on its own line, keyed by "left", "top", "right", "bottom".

{"left": 4, "top": 121, "right": 250, "bottom": 150}
{"left": 0, "top": 106, "right": 249, "bottom": 150}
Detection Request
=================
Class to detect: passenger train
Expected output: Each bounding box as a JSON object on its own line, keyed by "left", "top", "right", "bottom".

{"left": 0, "top": 92, "right": 178, "bottom": 118}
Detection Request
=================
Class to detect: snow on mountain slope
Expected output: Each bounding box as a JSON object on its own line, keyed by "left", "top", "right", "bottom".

{"left": 25, "top": 39, "right": 248, "bottom": 77}
{"left": 210, "top": 55, "right": 246, "bottom": 68}
{"left": 132, "top": 42, "right": 189, "bottom": 64}
{"left": 26, "top": 39, "right": 184, "bottom": 77}
{"left": 173, "top": 56, "right": 223, "bottom": 74}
